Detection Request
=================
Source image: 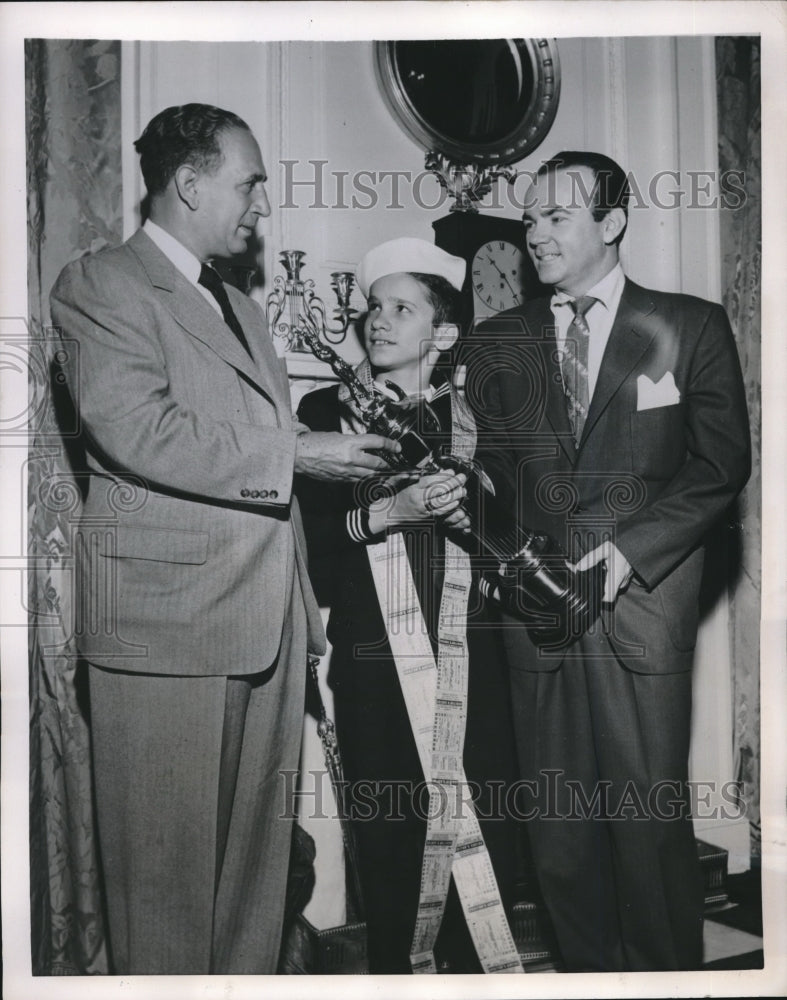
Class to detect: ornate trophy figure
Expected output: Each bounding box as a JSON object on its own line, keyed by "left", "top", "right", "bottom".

{"left": 299, "top": 315, "right": 604, "bottom": 650}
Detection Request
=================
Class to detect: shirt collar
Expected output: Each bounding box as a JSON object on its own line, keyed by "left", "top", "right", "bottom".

{"left": 143, "top": 219, "right": 203, "bottom": 286}
{"left": 373, "top": 380, "right": 437, "bottom": 403}
{"left": 551, "top": 262, "right": 625, "bottom": 313}
{"left": 372, "top": 365, "right": 452, "bottom": 402}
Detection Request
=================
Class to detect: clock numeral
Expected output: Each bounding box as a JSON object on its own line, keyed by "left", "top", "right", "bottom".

{"left": 470, "top": 240, "right": 525, "bottom": 315}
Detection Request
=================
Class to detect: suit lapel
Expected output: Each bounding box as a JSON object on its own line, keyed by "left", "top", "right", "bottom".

{"left": 127, "top": 230, "right": 282, "bottom": 403}
{"left": 523, "top": 299, "right": 576, "bottom": 462}
{"left": 230, "top": 289, "right": 292, "bottom": 413}
{"left": 578, "top": 280, "right": 657, "bottom": 448}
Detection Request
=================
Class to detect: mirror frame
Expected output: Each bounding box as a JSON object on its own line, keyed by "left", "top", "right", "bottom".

{"left": 374, "top": 39, "right": 561, "bottom": 166}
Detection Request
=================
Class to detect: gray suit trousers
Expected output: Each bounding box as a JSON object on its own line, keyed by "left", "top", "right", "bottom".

{"left": 89, "top": 589, "right": 307, "bottom": 975}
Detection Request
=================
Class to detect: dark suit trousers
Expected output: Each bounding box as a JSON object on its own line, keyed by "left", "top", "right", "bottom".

{"left": 510, "top": 628, "right": 704, "bottom": 972}
{"left": 88, "top": 592, "right": 307, "bottom": 975}
{"left": 333, "top": 624, "right": 519, "bottom": 975}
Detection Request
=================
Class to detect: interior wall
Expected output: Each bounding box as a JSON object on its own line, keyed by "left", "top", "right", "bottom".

{"left": 123, "top": 37, "right": 751, "bottom": 896}
{"left": 124, "top": 37, "right": 722, "bottom": 344}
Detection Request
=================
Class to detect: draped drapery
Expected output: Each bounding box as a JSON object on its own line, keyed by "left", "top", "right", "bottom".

{"left": 715, "top": 36, "right": 761, "bottom": 857}
{"left": 26, "top": 38, "right": 122, "bottom": 975}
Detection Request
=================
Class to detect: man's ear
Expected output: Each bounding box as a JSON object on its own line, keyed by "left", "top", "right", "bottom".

{"left": 602, "top": 207, "right": 627, "bottom": 245}
{"left": 173, "top": 163, "right": 200, "bottom": 211}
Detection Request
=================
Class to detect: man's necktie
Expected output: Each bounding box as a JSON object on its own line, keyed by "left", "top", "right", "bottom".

{"left": 198, "top": 263, "right": 252, "bottom": 356}
{"left": 560, "top": 295, "right": 597, "bottom": 445}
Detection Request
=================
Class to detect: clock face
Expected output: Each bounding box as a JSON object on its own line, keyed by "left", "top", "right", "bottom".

{"left": 471, "top": 240, "right": 526, "bottom": 314}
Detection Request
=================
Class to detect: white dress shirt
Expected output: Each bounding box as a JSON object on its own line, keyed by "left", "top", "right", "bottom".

{"left": 550, "top": 263, "right": 626, "bottom": 400}
{"left": 143, "top": 219, "right": 223, "bottom": 318}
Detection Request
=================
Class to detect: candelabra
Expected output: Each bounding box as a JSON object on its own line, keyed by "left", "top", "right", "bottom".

{"left": 266, "top": 250, "right": 357, "bottom": 352}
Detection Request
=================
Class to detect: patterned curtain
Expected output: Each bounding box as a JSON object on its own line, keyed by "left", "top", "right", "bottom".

{"left": 715, "top": 37, "right": 761, "bottom": 857}
{"left": 26, "top": 38, "right": 123, "bottom": 975}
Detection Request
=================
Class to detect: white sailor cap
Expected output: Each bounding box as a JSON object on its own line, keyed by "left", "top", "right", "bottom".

{"left": 356, "top": 237, "right": 466, "bottom": 298}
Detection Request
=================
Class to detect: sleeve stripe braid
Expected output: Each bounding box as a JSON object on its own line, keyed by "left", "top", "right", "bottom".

{"left": 346, "top": 506, "right": 374, "bottom": 542}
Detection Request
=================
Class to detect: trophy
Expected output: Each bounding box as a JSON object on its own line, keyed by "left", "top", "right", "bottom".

{"left": 299, "top": 320, "right": 605, "bottom": 650}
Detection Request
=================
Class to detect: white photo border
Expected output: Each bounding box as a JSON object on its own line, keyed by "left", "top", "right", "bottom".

{"left": 1, "top": 3, "right": 784, "bottom": 999}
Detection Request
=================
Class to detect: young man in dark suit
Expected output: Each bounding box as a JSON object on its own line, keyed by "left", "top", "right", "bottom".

{"left": 467, "top": 151, "right": 750, "bottom": 971}
{"left": 50, "top": 104, "right": 398, "bottom": 975}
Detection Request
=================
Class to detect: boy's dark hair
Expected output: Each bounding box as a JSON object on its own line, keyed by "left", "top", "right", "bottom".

{"left": 408, "top": 272, "right": 463, "bottom": 381}
{"left": 409, "top": 272, "right": 462, "bottom": 326}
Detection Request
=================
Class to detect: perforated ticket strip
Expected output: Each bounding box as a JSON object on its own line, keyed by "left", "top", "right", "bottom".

{"left": 366, "top": 531, "right": 522, "bottom": 974}
{"left": 356, "top": 378, "right": 522, "bottom": 975}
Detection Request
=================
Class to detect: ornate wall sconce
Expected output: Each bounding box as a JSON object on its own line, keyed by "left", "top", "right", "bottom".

{"left": 424, "top": 152, "right": 518, "bottom": 214}
{"left": 266, "top": 250, "right": 358, "bottom": 353}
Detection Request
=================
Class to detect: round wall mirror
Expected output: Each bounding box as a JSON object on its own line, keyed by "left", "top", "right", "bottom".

{"left": 375, "top": 39, "right": 561, "bottom": 166}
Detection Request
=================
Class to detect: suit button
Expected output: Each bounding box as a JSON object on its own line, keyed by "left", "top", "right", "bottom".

{"left": 240, "top": 488, "right": 250, "bottom": 498}
{"left": 269, "top": 489, "right": 278, "bottom": 500}
{"left": 250, "top": 490, "right": 260, "bottom": 499}
{"left": 259, "top": 489, "right": 269, "bottom": 499}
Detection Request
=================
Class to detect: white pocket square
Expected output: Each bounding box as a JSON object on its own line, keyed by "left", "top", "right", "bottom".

{"left": 636, "top": 371, "right": 681, "bottom": 411}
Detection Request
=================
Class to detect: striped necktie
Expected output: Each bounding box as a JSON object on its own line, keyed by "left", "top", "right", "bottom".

{"left": 561, "top": 295, "right": 597, "bottom": 445}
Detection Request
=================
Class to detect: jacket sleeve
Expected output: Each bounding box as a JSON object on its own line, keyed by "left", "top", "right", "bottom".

{"left": 294, "top": 388, "right": 386, "bottom": 561}
{"left": 614, "top": 302, "right": 751, "bottom": 588}
{"left": 50, "top": 252, "right": 298, "bottom": 507}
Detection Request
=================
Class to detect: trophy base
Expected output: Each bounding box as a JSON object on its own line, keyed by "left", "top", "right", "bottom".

{"left": 522, "top": 563, "right": 606, "bottom": 650}
{"left": 496, "top": 539, "right": 607, "bottom": 651}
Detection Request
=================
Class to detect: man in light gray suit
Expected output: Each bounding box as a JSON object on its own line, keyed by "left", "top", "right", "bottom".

{"left": 50, "top": 103, "right": 399, "bottom": 975}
